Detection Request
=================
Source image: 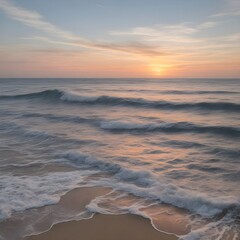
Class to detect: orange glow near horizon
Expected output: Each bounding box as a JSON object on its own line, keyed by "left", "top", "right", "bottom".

{"left": 149, "top": 63, "right": 173, "bottom": 76}
{"left": 0, "top": 44, "right": 239, "bottom": 78}
{"left": 0, "top": 0, "right": 240, "bottom": 78}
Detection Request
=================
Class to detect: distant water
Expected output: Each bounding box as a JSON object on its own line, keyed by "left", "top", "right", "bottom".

{"left": 0, "top": 78, "right": 239, "bottom": 239}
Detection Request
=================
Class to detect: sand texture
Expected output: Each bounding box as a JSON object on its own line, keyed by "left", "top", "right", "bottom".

{"left": 27, "top": 213, "right": 178, "bottom": 240}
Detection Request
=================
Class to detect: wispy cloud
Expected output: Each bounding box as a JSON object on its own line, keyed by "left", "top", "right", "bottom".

{"left": 110, "top": 19, "right": 240, "bottom": 68}
{"left": 198, "top": 21, "right": 218, "bottom": 29}
{"left": 0, "top": 0, "right": 167, "bottom": 58}
{"left": 110, "top": 21, "right": 218, "bottom": 45}
{"left": 0, "top": 0, "right": 78, "bottom": 40}
{"left": 79, "top": 41, "right": 167, "bottom": 57}
{"left": 22, "top": 36, "right": 167, "bottom": 58}
{"left": 210, "top": 9, "right": 240, "bottom": 18}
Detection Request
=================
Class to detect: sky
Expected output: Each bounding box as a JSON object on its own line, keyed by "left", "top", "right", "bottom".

{"left": 0, "top": 0, "right": 239, "bottom": 78}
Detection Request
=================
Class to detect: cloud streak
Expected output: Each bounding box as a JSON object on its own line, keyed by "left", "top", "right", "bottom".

{"left": 211, "top": 9, "right": 240, "bottom": 18}
{"left": 0, "top": 0, "right": 78, "bottom": 40}
{"left": 0, "top": 0, "right": 239, "bottom": 77}
{"left": 0, "top": 0, "right": 167, "bottom": 58}
{"left": 110, "top": 21, "right": 219, "bottom": 45}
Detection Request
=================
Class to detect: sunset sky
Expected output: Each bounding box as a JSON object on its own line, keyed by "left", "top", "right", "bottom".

{"left": 0, "top": 0, "right": 239, "bottom": 78}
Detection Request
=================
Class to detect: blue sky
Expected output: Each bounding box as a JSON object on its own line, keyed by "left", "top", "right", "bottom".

{"left": 0, "top": 0, "right": 239, "bottom": 77}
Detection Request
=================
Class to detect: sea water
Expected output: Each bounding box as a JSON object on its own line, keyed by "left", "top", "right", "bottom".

{"left": 0, "top": 78, "right": 239, "bottom": 239}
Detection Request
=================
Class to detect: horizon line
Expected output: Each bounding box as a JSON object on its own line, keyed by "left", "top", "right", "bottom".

{"left": 0, "top": 77, "right": 240, "bottom": 80}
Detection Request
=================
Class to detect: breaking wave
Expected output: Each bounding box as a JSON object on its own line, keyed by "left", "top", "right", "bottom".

{"left": 100, "top": 120, "right": 240, "bottom": 137}
{"left": 1, "top": 89, "right": 239, "bottom": 112}
{"left": 3, "top": 111, "right": 239, "bottom": 138}
{"left": 58, "top": 151, "right": 240, "bottom": 218}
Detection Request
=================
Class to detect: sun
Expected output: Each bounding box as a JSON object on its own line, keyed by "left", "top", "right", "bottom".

{"left": 149, "top": 63, "right": 172, "bottom": 76}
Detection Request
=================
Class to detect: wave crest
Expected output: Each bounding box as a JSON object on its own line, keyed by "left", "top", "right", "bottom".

{"left": 100, "top": 120, "right": 240, "bottom": 137}
{"left": 1, "top": 89, "right": 239, "bottom": 112}
{"left": 59, "top": 151, "right": 240, "bottom": 218}
{"left": 0, "top": 89, "right": 62, "bottom": 100}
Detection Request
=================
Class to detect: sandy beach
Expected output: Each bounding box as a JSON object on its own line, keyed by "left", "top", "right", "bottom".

{"left": 23, "top": 186, "right": 178, "bottom": 240}
{"left": 0, "top": 186, "right": 178, "bottom": 240}
{"left": 26, "top": 213, "right": 178, "bottom": 240}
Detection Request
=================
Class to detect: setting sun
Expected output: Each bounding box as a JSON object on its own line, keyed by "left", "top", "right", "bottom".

{"left": 149, "top": 63, "right": 172, "bottom": 76}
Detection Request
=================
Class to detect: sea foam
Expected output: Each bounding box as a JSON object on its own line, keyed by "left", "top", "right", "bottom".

{"left": 59, "top": 151, "right": 240, "bottom": 218}
{"left": 0, "top": 170, "right": 97, "bottom": 220}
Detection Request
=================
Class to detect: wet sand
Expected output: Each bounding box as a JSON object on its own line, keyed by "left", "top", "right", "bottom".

{"left": 25, "top": 186, "right": 178, "bottom": 240}
{"left": 0, "top": 186, "right": 178, "bottom": 240}
{"left": 26, "top": 213, "right": 178, "bottom": 240}
{"left": 0, "top": 187, "right": 111, "bottom": 240}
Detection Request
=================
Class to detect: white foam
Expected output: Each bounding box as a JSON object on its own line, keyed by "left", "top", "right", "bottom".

{"left": 59, "top": 150, "right": 240, "bottom": 218}
{"left": 0, "top": 170, "right": 97, "bottom": 220}
{"left": 86, "top": 193, "right": 150, "bottom": 219}
{"left": 85, "top": 189, "right": 239, "bottom": 240}
{"left": 94, "top": 179, "right": 239, "bottom": 218}
{"left": 58, "top": 151, "right": 154, "bottom": 187}
{"left": 1, "top": 150, "right": 239, "bottom": 239}
{"left": 179, "top": 216, "right": 239, "bottom": 240}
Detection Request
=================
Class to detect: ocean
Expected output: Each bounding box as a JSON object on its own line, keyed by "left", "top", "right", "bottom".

{"left": 0, "top": 78, "right": 239, "bottom": 239}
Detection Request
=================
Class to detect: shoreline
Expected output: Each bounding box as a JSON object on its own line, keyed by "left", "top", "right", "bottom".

{"left": 22, "top": 186, "right": 180, "bottom": 240}
{"left": 26, "top": 213, "right": 178, "bottom": 240}
{"left": 0, "top": 186, "right": 180, "bottom": 240}
{"left": 1, "top": 183, "right": 238, "bottom": 240}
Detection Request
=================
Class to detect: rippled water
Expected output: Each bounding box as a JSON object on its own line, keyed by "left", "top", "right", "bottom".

{"left": 0, "top": 78, "right": 239, "bottom": 239}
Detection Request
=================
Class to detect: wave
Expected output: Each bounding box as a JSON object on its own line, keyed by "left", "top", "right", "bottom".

{"left": 4, "top": 109, "right": 239, "bottom": 138}
{"left": 0, "top": 122, "right": 55, "bottom": 139}
{"left": 57, "top": 150, "right": 159, "bottom": 188}
{"left": 0, "top": 89, "right": 62, "bottom": 100}
{"left": 0, "top": 170, "right": 97, "bottom": 220}
{"left": 60, "top": 91, "right": 240, "bottom": 112}
{"left": 59, "top": 151, "right": 240, "bottom": 218}
{"left": 100, "top": 120, "right": 240, "bottom": 137}
{"left": 161, "top": 90, "right": 239, "bottom": 95}
{"left": 142, "top": 90, "right": 239, "bottom": 95}
{"left": 103, "top": 89, "right": 239, "bottom": 95}
{"left": 1, "top": 89, "right": 239, "bottom": 112}
{"left": 2, "top": 106, "right": 239, "bottom": 140}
